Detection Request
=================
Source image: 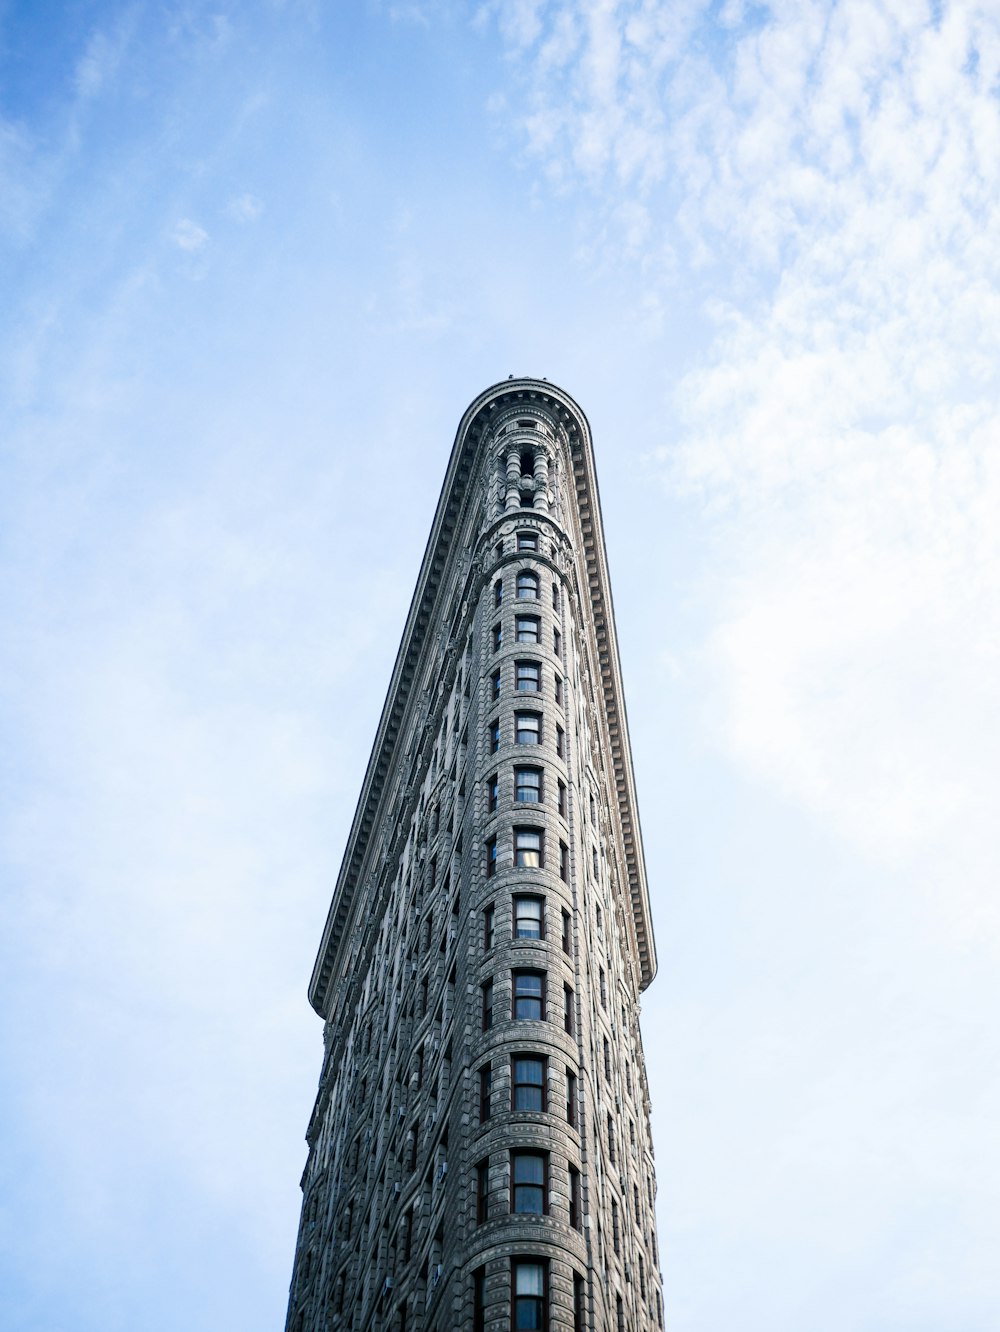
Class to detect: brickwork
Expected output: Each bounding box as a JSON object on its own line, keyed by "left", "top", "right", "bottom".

{"left": 285, "top": 381, "right": 662, "bottom": 1332}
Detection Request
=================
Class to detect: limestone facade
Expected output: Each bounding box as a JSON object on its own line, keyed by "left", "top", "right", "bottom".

{"left": 285, "top": 379, "right": 662, "bottom": 1332}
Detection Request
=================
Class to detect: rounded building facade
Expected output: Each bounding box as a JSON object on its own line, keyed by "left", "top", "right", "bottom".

{"left": 286, "top": 381, "right": 662, "bottom": 1332}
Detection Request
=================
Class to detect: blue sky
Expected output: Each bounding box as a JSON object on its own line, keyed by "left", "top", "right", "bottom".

{"left": 2, "top": 2, "right": 999, "bottom": 1330}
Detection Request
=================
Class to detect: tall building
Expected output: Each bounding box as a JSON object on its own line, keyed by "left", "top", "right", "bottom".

{"left": 286, "top": 379, "right": 661, "bottom": 1332}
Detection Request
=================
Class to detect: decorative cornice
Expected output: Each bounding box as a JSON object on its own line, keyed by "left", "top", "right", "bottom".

{"left": 308, "top": 378, "right": 657, "bottom": 1016}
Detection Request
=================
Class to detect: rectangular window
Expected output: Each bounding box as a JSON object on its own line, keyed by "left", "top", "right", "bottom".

{"left": 566, "top": 1069, "right": 577, "bottom": 1126}
{"left": 554, "top": 674, "right": 562, "bottom": 706}
{"left": 512, "top": 969, "right": 545, "bottom": 1020}
{"left": 492, "top": 668, "right": 502, "bottom": 701}
{"left": 476, "top": 1158, "right": 490, "bottom": 1225}
{"left": 513, "top": 894, "right": 544, "bottom": 938}
{"left": 608, "top": 1114, "right": 616, "bottom": 1167}
{"left": 488, "top": 773, "right": 499, "bottom": 812}
{"left": 557, "top": 780, "right": 566, "bottom": 817}
{"left": 512, "top": 1054, "right": 546, "bottom": 1111}
{"left": 516, "top": 660, "right": 541, "bottom": 692}
{"left": 493, "top": 622, "right": 503, "bottom": 651}
{"left": 573, "top": 1273, "right": 584, "bottom": 1332}
{"left": 490, "top": 720, "right": 501, "bottom": 754}
{"left": 486, "top": 836, "right": 497, "bottom": 878}
{"left": 561, "top": 909, "right": 571, "bottom": 955}
{"left": 482, "top": 978, "right": 494, "bottom": 1030}
{"left": 616, "top": 1293, "right": 624, "bottom": 1332}
{"left": 512, "top": 1259, "right": 546, "bottom": 1331}
{"left": 494, "top": 579, "right": 503, "bottom": 607}
{"left": 483, "top": 904, "right": 495, "bottom": 950}
{"left": 555, "top": 725, "right": 565, "bottom": 758}
{"left": 514, "top": 828, "right": 543, "bottom": 868}
{"left": 515, "top": 616, "right": 540, "bottom": 644}
{"left": 563, "top": 984, "right": 574, "bottom": 1036}
{"left": 479, "top": 1064, "right": 492, "bottom": 1122}
{"left": 559, "top": 842, "right": 568, "bottom": 883}
{"left": 511, "top": 1152, "right": 547, "bottom": 1214}
{"left": 603, "top": 1037, "right": 611, "bottom": 1079}
{"left": 517, "top": 532, "right": 538, "bottom": 552}
{"left": 514, "top": 766, "right": 542, "bottom": 803}
{"left": 599, "top": 967, "right": 607, "bottom": 1008}
{"left": 474, "top": 1266, "right": 486, "bottom": 1332}
{"left": 552, "top": 582, "right": 559, "bottom": 610}
{"left": 515, "top": 712, "right": 541, "bottom": 745}
{"left": 553, "top": 628, "right": 561, "bottom": 657}
{"left": 569, "top": 1165, "right": 581, "bottom": 1229}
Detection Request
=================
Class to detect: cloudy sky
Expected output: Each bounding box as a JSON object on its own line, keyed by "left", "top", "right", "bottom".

{"left": 2, "top": 2, "right": 999, "bottom": 1329}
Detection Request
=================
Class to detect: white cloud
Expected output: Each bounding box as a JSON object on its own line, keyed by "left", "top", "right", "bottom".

{"left": 226, "top": 193, "right": 263, "bottom": 223}
{"left": 487, "top": 0, "right": 1000, "bottom": 937}
{"left": 173, "top": 218, "right": 209, "bottom": 251}
{"left": 74, "top": 15, "right": 136, "bottom": 101}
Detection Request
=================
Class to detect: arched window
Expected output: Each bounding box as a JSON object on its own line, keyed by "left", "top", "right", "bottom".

{"left": 517, "top": 570, "right": 539, "bottom": 600}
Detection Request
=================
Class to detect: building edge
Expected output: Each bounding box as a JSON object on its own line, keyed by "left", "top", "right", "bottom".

{"left": 308, "top": 377, "right": 658, "bottom": 1019}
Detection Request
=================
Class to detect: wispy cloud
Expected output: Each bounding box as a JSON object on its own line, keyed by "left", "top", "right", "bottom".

{"left": 225, "top": 192, "right": 263, "bottom": 223}
{"left": 487, "top": 0, "right": 1000, "bottom": 936}
{"left": 74, "top": 13, "right": 136, "bottom": 100}
{"left": 173, "top": 218, "right": 209, "bottom": 251}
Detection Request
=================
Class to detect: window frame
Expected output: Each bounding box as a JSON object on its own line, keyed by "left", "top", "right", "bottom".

{"left": 517, "top": 532, "right": 539, "bottom": 553}
{"left": 566, "top": 1068, "right": 577, "bottom": 1126}
{"left": 568, "top": 1165, "right": 581, "bottom": 1229}
{"left": 516, "top": 570, "right": 540, "bottom": 600}
{"left": 510, "top": 1151, "right": 548, "bottom": 1216}
{"left": 515, "top": 615, "right": 541, "bottom": 644}
{"left": 513, "top": 892, "right": 545, "bottom": 939}
{"left": 515, "top": 659, "right": 541, "bottom": 693}
{"left": 513, "top": 827, "right": 544, "bottom": 869}
{"left": 514, "top": 765, "right": 543, "bottom": 804}
{"left": 511, "top": 969, "right": 545, "bottom": 1021}
{"left": 481, "top": 978, "right": 494, "bottom": 1031}
{"left": 483, "top": 903, "right": 495, "bottom": 950}
{"left": 511, "top": 1053, "right": 547, "bottom": 1112}
{"left": 514, "top": 711, "right": 542, "bottom": 745}
{"left": 511, "top": 1258, "right": 547, "bottom": 1332}
{"left": 474, "top": 1267, "right": 487, "bottom": 1332}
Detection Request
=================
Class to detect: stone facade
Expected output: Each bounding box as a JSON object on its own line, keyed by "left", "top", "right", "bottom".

{"left": 285, "top": 379, "right": 662, "bottom": 1332}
